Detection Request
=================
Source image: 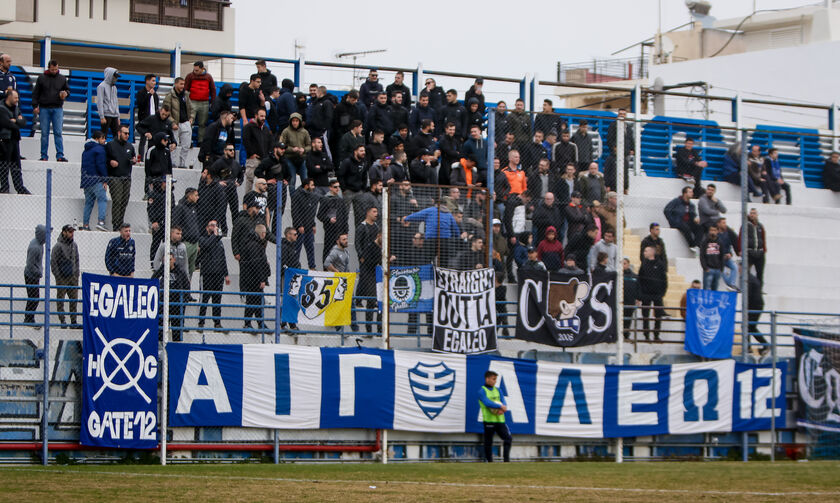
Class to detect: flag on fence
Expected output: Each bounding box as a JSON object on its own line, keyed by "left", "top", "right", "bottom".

{"left": 376, "top": 265, "right": 434, "bottom": 313}
{"left": 80, "top": 273, "right": 159, "bottom": 449}
{"left": 432, "top": 267, "right": 497, "bottom": 354}
{"left": 281, "top": 269, "right": 356, "bottom": 327}
{"left": 684, "top": 289, "right": 737, "bottom": 359}
{"left": 794, "top": 331, "right": 840, "bottom": 433}
{"left": 515, "top": 269, "right": 617, "bottom": 347}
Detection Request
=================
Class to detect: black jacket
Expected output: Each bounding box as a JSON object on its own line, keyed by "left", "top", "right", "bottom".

{"left": 436, "top": 101, "right": 467, "bottom": 138}
{"left": 663, "top": 196, "right": 697, "bottom": 228}
{"left": 623, "top": 269, "right": 640, "bottom": 305}
{"left": 640, "top": 235, "right": 667, "bottom": 263}
{"left": 255, "top": 153, "right": 287, "bottom": 182}
{"left": 526, "top": 169, "right": 561, "bottom": 201}
{"left": 317, "top": 193, "right": 350, "bottom": 235}
{"left": 699, "top": 236, "right": 724, "bottom": 271}
{"left": 387, "top": 104, "right": 409, "bottom": 132}
{"left": 144, "top": 132, "right": 173, "bottom": 180}
{"left": 209, "top": 83, "right": 234, "bottom": 122}
{"left": 531, "top": 202, "right": 564, "bottom": 242}
{"left": 231, "top": 210, "right": 275, "bottom": 257}
{"left": 291, "top": 188, "right": 320, "bottom": 231}
{"left": 366, "top": 101, "right": 395, "bottom": 137}
{"left": 0, "top": 101, "right": 25, "bottom": 141}
{"left": 238, "top": 83, "right": 263, "bottom": 120}
{"left": 407, "top": 130, "right": 435, "bottom": 160}
{"left": 638, "top": 258, "right": 668, "bottom": 299}
{"left": 197, "top": 179, "right": 227, "bottom": 229}
{"left": 257, "top": 70, "right": 278, "bottom": 98}
{"left": 105, "top": 139, "right": 136, "bottom": 178}
{"left": 306, "top": 148, "right": 333, "bottom": 187}
{"left": 199, "top": 120, "right": 236, "bottom": 164}
{"left": 207, "top": 156, "right": 243, "bottom": 184}
{"left": 572, "top": 129, "right": 594, "bottom": 164}
{"left": 242, "top": 121, "right": 273, "bottom": 159}
{"left": 337, "top": 131, "right": 365, "bottom": 164}
{"left": 533, "top": 113, "right": 564, "bottom": 136}
{"left": 409, "top": 158, "right": 437, "bottom": 185}
{"left": 338, "top": 155, "right": 369, "bottom": 192}
{"left": 239, "top": 232, "right": 271, "bottom": 290}
{"left": 136, "top": 112, "right": 173, "bottom": 142}
{"left": 307, "top": 96, "right": 334, "bottom": 137}
{"left": 332, "top": 94, "right": 365, "bottom": 137}
{"left": 197, "top": 232, "right": 228, "bottom": 277}
{"left": 32, "top": 71, "right": 69, "bottom": 108}
{"left": 281, "top": 237, "right": 300, "bottom": 273}
{"left": 134, "top": 87, "right": 159, "bottom": 122}
{"left": 386, "top": 82, "right": 411, "bottom": 108}
{"left": 173, "top": 197, "right": 201, "bottom": 243}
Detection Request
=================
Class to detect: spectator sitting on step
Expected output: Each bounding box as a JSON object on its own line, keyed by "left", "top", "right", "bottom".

{"left": 663, "top": 186, "right": 702, "bottom": 251}
{"left": 763, "top": 147, "right": 792, "bottom": 205}
{"left": 722, "top": 143, "right": 765, "bottom": 200}
{"left": 698, "top": 184, "right": 726, "bottom": 231}
{"left": 824, "top": 151, "right": 840, "bottom": 191}
{"left": 674, "top": 138, "right": 707, "bottom": 196}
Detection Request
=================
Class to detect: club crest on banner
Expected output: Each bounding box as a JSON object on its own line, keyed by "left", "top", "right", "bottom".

{"left": 408, "top": 361, "right": 455, "bottom": 420}
{"left": 548, "top": 277, "right": 590, "bottom": 337}
{"left": 391, "top": 269, "right": 421, "bottom": 309}
{"left": 696, "top": 293, "right": 732, "bottom": 345}
{"left": 288, "top": 273, "right": 349, "bottom": 320}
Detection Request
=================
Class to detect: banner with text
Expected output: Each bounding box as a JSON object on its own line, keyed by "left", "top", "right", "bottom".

{"left": 169, "top": 343, "right": 786, "bottom": 438}
{"left": 516, "top": 270, "right": 617, "bottom": 347}
{"left": 81, "top": 273, "right": 159, "bottom": 449}
{"left": 795, "top": 333, "right": 840, "bottom": 432}
{"left": 685, "top": 289, "right": 737, "bottom": 359}
{"left": 433, "top": 267, "right": 496, "bottom": 354}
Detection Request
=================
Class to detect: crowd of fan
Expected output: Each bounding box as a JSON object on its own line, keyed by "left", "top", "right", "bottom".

{"left": 3, "top": 55, "right": 838, "bottom": 341}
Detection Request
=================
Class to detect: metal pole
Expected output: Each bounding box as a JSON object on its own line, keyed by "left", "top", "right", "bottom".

{"left": 615, "top": 119, "right": 625, "bottom": 464}
{"left": 739, "top": 131, "right": 750, "bottom": 463}
{"left": 529, "top": 73, "right": 538, "bottom": 114}
{"left": 161, "top": 174, "right": 173, "bottom": 466}
{"left": 42, "top": 36, "right": 52, "bottom": 68}
{"left": 831, "top": 102, "right": 838, "bottom": 153}
{"left": 380, "top": 183, "right": 390, "bottom": 465}
{"left": 171, "top": 43, "right": 181, "bottom": 79}
{"left": 633, "top": 84, "right": 642, "bottom": 176}
{"left": 486, "top": 111, "right": 495, "bottom": 260}
{"left": 42, "top": 169, "right": 52, "bottom": 466}
{"left": 274, "top": 180, "right": 283, "bottom": 465}
{"left": 414, "top": 62, "right": 423, "bottom": 101}
{"left": 297, "top": 52, "right": 306, "bottom": 93}
{"left": 770, "top": 311, "right": 777, "bottom": 462}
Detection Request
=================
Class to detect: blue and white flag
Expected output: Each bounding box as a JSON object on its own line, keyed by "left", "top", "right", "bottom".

{"left": 685, "top": 289, "right": 737, "bottom": 359}
{"left": 376, "top": 265, "right": 434, "bottom": 313}
{"left": 168, "top": 343, "right": 786, "bottom": 438}
{"left": 281, "top": 269, "right": 356, "bottom": 327}
{"left": 80, "top": 273, "right": 159, "bottom": 449}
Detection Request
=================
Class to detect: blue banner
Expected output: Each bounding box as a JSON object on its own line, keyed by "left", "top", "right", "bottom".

{"left": 794, "top": 333, "right": 840, "bottom": 432}
{"left": 376, "top": 265, "right": 434, "bottom": 313}
{"left": 685, "top": 289, "right": 737, "bottom": 359}
{"left": 80, "top": 273, "right": 160, "bottom": 449}
{"left": 168, "top": 344, "right": 785, "bottom": 438}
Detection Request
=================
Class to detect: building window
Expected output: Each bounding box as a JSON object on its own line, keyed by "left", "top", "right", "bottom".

{"left": 129, "top": 0, "right": 226, "bottom": 31}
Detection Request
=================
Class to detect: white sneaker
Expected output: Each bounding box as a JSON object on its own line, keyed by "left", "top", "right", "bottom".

{"left": 96, "top": 221, "right": 107, "bottom": 231}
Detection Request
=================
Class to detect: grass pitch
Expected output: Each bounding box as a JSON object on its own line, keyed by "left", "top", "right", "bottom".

{"left": 2, "top": 461, "right": 839, "bottom": 502}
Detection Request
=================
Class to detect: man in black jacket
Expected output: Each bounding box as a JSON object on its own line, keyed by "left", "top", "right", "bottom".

{"left": 242, "top": 109, "right": 273, "bottom": 192}
{"left": 134, "top": 74, "right": 158, "bottom": 158}
{"left": 438, "top": 122, "right": 463, "bottom": 185}
{"left": 106, "top": 124, "right": 136, "bottom": 230}
{"left": 639, "top": 222, "right": 667, "bottom": 263}
{"left": 386, "top": 71, "right": 411, "bottom": 107}
{"left": 338, "top": 144, "right": 369, "bottom": 221}
{"left": 153, "top": 253, "right": 191, "bottom": 341}
{"left": 407, "top": 119, "right": 436, "bottom": 161}
{"left": 527, "top": 158, "right": 560, "bottom": 201}
{"left": 240, "top": 225, "right": 271, "bottom": 331}
{"left": 552, "top": 130, "right": 578, "bottom": 172}
{"left": 388, "top": 93, "right": 410, "bottom": 134}
{"left": 699, "top": 225, "right": 724, "bottom": 291}
{"left": 206, "top": 142, "right": 242, "bottom": 235}
{"left": 366, "top": 92, "right": 395, "bottom": 138}
{"left": 359, "top": 69, "right": 383, "bottom": 108}
{"left": 663, "top": 186, "right": 702, "bottom": 249}
{"left": 572, "top": 120, "right": 594, "bottom": 173}
{"left": 254, "top": 142, "right": 288, "bottom": 230}
{"left": 136, "top": 104, "right": 174, "bottom": 151}
{"left": 824, "top": 151, "right": 840, "bottom": 191}
{"left": 199, "top": 110, "right": 235, "bottom": 168}
{"left": 238, "top": 74, "right": 264, "bottom": 122}
{"left": 533, "top": 99, "right": 564, "bottom": 137}
{"left": 638, "top": 246, "right": 668, "bottom": 340}
{"left": 307, "top": 86, "right": 334, "bottom": 144}
{"left": 291, "top": 178, "right": 320, "bottom": 269}
{"left": 437, "top": 89, "right": 467, "bottom": 139}
{"left": 173, "top": 187, "right": 201, "bottom": 278}
{"left": 740, "top": 207, "right": 767, "bottom": 283}
{"left": 210, "top": 83, "right": 234, "bottom": 123}
{"left": 255, "top": 60, "right": 277, "bottom": 100}
{"left": 32, "top": 60, "right": 70, "bottom": 162}
{"left": 0, "top": 89, "right": 30, "bottom": 194}
{"left": 531, "top": 192, "right": 564, "bottom": 244}
{"left": 317, "top": 180, "right": 349, "bottom": 264}
{"left": 674, "top": 137, "right": 707, "bottom": 194}
{"left": 332, "top": 90, "right": 365, "bottom": 145}
{"left": 306, "top": 137, "right": 333, "bottom": 194}
{"left": 144, "top": 132, "right": 173, "bottom": 192}
{"left": 196, "top": 219, "right": 229, "bottom": 330}
{"left": 146, "top": 180, "right": 169, "bottom": 263}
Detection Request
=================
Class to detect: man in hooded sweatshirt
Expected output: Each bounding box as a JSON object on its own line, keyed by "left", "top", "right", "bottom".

{"left": 96, "top": 67, "right": 120, "bottom": 138}
{"left": 24, "top": 225, "right": 47, "bottom": 326}
{"left": 81, "top": 131, "right": 109, "bottom": 231}
{"left": 144, "top": 132, "right": 173, "bottom": 192}
{"left": 280, "top": 112, "right": 311, "bottom": 193}
{"left": 50, "top": 224, "right": 80, "bottom": 327}
{"left": 209, "top": 83, "right": 234, "bottom": 123}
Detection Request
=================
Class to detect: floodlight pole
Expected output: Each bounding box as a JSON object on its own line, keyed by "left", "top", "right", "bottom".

{"left": 615, "top": 119, "right": 625, "bottom": 464}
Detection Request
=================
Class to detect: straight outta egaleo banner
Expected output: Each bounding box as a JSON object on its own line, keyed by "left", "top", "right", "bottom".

{"left": 80, "top": 273, "right": 159, "bottom": 449}
{"left": 433, "top": 267, "right": 497, "bottom": 354}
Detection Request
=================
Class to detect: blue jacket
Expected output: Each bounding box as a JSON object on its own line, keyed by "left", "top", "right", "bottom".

{"left": 105, "top": 236, "right": 136, "bottom": 276}
{"left": 80, "top": 139, "right": 108, "bottom": 189}
{"left": 721, "top": 153, "right": 739, "bottom": 183}
{"left": 478, "top": 386, "right": 507, "bottom": 409}
{"left": 404, "top": 207, "right": 461, "bottom": 239}
{"left": 766, "top": 157, "right": 782, "bottom": 181}
{"left": 409, "top": 104, "right": 436, "bottom": 135}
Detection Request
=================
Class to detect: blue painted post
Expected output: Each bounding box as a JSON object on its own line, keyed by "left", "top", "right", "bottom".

{"left": 529, "top": 75, "right": 537, "bottom": 114}
{"left": 171, "top": 43, "right": 181, "bottom": 78}
{"left": 8, "top": 286, "right": 12, "bottom": 339}
{"left": 519, "top": 77, "right": 526, "bottom": 103}
{"left": 630, "top": 88, "right": 637, "bottom": 114}
{"left": 86, "top": 77, "right": 93, "bottom": 139}
{"left": 413, "top": 62, "right": 423, "bottom": 101}
{"left": 731, "top": 98, "right": 738, "bottom": 124}
{"left": 486, "top": 110, "right": 495, "bottom": 266}
{"left": 42, "top": 169, "right": 52, "bottom": 466}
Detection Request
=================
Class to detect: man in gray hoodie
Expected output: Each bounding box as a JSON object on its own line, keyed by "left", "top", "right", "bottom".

{"left": 96, "top": 67, "right": 120, "bottom": 138}
{"left": 24, "top": 225, "right": 47, "bottom": 325}
{"left": 50, "top": 224, "right": 80, "bottom": 326}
